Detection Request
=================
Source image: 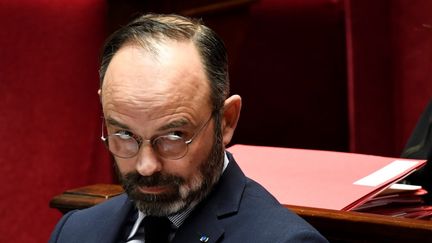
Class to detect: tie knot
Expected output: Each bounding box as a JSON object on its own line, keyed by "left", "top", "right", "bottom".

{"left": 143, "top": 216, "right": 172, "bottom": 243}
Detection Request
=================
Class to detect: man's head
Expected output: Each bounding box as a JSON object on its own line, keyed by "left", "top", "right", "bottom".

{"left": 99, "top": 14, "right": 230, "bottom": 113}
{"left": 98, "top": 14, "right": 241, "bottom": 216}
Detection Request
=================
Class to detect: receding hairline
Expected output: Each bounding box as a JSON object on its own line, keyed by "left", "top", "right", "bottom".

{"left": 100, "top": 36, "right": 207, "bottom": 91}
{"left": 99, "top": 24, "right": 205, "bottom": 89}
{"left": 100, "top": 38, "right": 213, "bottom": 112}
{"left": 116, "top": 14, "right": 205, "bottom": 58}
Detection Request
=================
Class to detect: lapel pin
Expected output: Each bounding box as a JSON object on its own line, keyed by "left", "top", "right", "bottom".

{"left": 200, "top": 236, "right": 209, "bottom": 242}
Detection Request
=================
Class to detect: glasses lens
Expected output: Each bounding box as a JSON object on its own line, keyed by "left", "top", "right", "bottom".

{"left": 108, "top": 134, "right": 139, "bottom": 158}
{"left": 154, "top": 135, "right": 187, "bottom": 159}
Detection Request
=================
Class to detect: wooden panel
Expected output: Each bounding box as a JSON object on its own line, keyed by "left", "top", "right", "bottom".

{"left": 50, "top": 184, "right": 432, "bottom": 242}
{"left": 50, "top": 184, "right": 123, "bottom": 214}
{"left": 289, "top": 205, "right": 432, "bottom": 243}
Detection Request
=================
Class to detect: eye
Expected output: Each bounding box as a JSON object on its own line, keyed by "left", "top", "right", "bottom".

{"left": 164, "top": 134, "right": 183, "bottom": 141}
{"left": 115, "top": 130, "right": 133, "bottom": 140}
{"left": 168, "top": 131, "right": 185, "bottom": 138}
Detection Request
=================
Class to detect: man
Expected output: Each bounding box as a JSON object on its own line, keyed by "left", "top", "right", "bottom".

{"left": 50, "top": 14, "right": 328, "bottom": 243}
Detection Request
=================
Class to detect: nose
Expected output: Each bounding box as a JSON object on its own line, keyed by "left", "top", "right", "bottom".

{"left": 135, "top": 144, "right": 163, "bottom": 176}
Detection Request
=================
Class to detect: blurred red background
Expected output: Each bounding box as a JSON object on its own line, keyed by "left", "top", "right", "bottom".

{"left": 0, "top": 0, "right": 431, "bottom": 242}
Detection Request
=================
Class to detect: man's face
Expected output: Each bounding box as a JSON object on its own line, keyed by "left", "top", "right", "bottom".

{"left": 100, "top": 41, "right": 224, "bottom": 216}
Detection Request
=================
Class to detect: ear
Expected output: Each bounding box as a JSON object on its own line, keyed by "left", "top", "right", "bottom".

{"left": 221, "top": 95, "right": 242, "bottom": 146}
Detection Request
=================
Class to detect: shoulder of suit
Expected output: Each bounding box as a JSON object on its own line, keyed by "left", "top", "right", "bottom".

{"left": 233, "top": 178, "right": 328, "bottom": 241}
{"left": 241, "top": 177, "right": 312, "bottom": 223}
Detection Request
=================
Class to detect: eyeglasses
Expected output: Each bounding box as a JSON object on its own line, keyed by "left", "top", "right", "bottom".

{"left": 101, "top": 114, "right": 213, "bottom": 160}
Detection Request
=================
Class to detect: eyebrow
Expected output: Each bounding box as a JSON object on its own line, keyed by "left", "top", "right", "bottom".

{"left": 158, "top": 118, "right": 189, "bottom": 131}
{"left": 105, "top": 116, "right": 190, "bottom": 132}
{"left": 105, "top": 117, "right": 130, "bottom": 130}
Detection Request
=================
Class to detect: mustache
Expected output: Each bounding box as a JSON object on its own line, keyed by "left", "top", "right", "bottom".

{"left": 122, "top": 172, "right": 184, "bottom": 188}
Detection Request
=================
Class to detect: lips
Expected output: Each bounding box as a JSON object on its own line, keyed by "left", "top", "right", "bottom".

{"left": 121, "top": 171, "right": 184, "bottom": 199}
{"left": 137, "top": 185, "right": 170, "bottom": 194}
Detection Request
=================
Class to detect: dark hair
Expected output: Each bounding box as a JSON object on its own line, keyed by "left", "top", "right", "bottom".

{"left": 99, "top": 13, "right": 229, "bottom": 112}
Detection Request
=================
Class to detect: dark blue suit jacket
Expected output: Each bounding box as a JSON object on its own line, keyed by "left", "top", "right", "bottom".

{"left": 49, "top": 154, "right": 328, "bottom": 242}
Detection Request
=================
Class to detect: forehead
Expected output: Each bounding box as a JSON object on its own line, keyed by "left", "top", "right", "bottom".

{"left": 101, "top": 40, "right": 211, "bottom": 120}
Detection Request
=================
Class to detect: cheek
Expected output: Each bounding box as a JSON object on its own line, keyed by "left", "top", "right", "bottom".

{"left": 167, "top": 142, "right": 211, "bottom": 181}
{"left": 115, "top": 158, "right": 136, "bottom": 174}
{"left": 164, "top": 159, "right": 201, "bottom": 182}
{"left": 171, "top": 135, "right": 212, "bottom": 178}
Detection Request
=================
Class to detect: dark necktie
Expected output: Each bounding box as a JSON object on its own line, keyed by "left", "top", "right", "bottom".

{"left": 143, "top": 216, "right": 172, "bottom": 243}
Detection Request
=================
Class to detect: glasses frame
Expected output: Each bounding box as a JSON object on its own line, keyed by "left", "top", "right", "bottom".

{"left": 100, "top": 113, "right": 214, "bottom": 160}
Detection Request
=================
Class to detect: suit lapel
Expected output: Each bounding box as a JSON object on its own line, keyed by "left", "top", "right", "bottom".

{"left": 172, "top": 208, "right": 224, "bottom": 243}
{"left": 173, "top": 154, "right": 247, "bottom": 243}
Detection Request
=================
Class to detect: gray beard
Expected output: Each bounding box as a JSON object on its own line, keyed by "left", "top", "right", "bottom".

{"left": 116, "top": 115, "right": 224, "bottom": 216}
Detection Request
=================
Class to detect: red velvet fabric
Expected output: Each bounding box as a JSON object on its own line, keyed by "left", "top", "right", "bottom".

{"left": 391, "top": 0, "right": 432, "bottom": 154}
{"left": 345, "top": 0, "right": 432, "bottom": 156}
{"left": 0, "top": 0, "right": 112, "bottom": 242}
{"left": 229, "top": 0, "right": 348, "bottom": 151}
